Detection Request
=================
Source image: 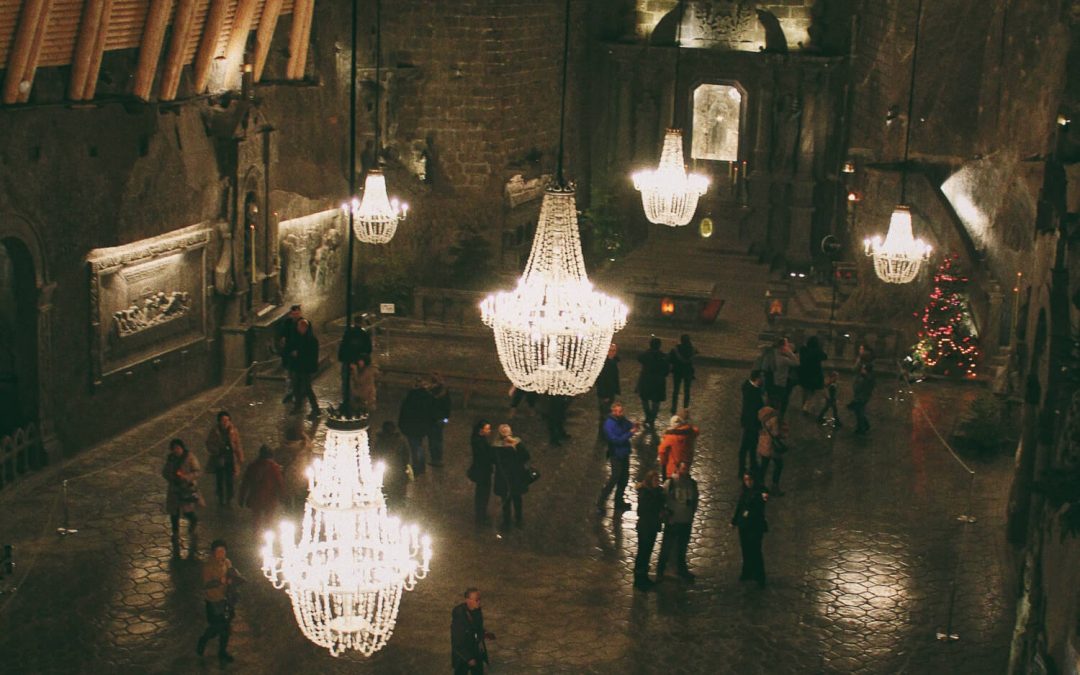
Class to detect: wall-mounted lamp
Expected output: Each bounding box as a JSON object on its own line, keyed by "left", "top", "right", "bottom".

{"left": 842, "top": 160, "right": 856, "bottom": 174}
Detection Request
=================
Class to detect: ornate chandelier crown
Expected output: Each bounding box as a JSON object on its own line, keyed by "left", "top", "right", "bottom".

{"left": 864, "top": 205, "right": 932, "bottom": 284}
{"left": 633, "top": 129, "right": 710, "bottom": 227}
{"left": 261, "top": 414, "right": 431, "bottom": 657}
{"left": 481, "top": 184, "right": 627, "bottom": 395}
{"left": 343, "top": 169, "right": 408, "bottom": 244}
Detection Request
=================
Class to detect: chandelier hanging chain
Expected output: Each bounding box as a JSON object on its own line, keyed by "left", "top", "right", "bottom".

{"left": 899, "top": 0, "right": 924, "bottom": 204}
{"left": 373, "top": 0, "right": 383, "bottom": 165}
{"left": 555, "top": 0, "right": 571, "bottom": 187}
{"left": 344, "top": 0, "right": 359, "bottom": 327}
{"left": 671, "top": 0, "right": 685, "bottom": 128}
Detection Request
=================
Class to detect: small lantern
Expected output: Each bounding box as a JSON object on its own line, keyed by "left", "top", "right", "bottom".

{"left": 699, "top": 217, "right": 714, "bottom": 238}
{"left": 660, "top": 297, "right": 676, "bottom": 316}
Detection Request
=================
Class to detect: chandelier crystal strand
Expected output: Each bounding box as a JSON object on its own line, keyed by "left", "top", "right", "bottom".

{"left": 864, "top": 205, "right": 932, "bottom": 284}
{"left": 262, "top": 417, "right": 432, "bottom": 657}
{"left": 633, "top": 129, "right": 710, "bottom": 226}
{"left": 481, "top": 186, "right": 627, "bottom": 396}
{"left": 344, "top": 170, "right": 409, "bottom": 244}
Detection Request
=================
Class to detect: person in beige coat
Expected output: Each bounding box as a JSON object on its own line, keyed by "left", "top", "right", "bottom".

{"left": 756, "top": 406, "right": 786, "bottom": 496}
{"left": 162, "top": 438, "right": 204, "bottom": 557}
{"left": 349, "top": 355, "right": 380, "bottom": 414}
{"left": 206, "top": 411, "right": 244, "bottom": 507}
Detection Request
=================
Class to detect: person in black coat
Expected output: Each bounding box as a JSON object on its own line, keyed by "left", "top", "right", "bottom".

{"left": 451, "top": 587, "right": 490, "bottom": 674}
{"left": 492, "top": 424, "right": 530, "bottom": 531}
{"left": 732, "top": 472, "right": 769, "bottom": 588}
{"left": 543, "top": 394, "right": 571, "bottom": 445}
{"left": 337, "top": 324, "right": 372, "bottom": 411}
{"left": 398, "top": 377, "right": 435, "bottom": 475}
{"left": 595, "top": 343, "right": 621, "bottom": 437}
{"left": 739, "top": 370, "right": 766, "bottom": 476}
{"left": 372, "top": 421, "right": 411, "bottom": 509}
{"left": 636, "top": 337, "right": 669, "bottom": 428}
{"left": 428, "top": 374, "right": 452, "bottom": 467}
{"left": 468, "top": 419, "right": 495, "bottom": 526}
{"left": 797, "top": 335, "right": 828, "bottom": 413}
{"left": 276, "top": 304, "right": 302, "bottom": 404}
{"left": 288, "top": 319, "right": 320, "bottom": 419}
{"left": 633, "top": 470, "right": 665, "bottom": 591}
{"left": 668, "top": 334, "right": 696, "bottom": 414}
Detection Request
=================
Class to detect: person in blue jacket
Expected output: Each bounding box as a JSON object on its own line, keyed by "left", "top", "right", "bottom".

{"left": 596, "top": 401, "right": 639, "bottom": 515}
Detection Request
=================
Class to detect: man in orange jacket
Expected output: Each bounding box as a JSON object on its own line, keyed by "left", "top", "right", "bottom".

{"left": 657, "top": 412, "right": 699, "bottom": 480}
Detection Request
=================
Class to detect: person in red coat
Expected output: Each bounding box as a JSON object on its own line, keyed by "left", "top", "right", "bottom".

{"left": 239, "top": 445, "right": 285, "bottom": 534}
{"left": 657, "top": 412, "right": 699, "bottom": 480}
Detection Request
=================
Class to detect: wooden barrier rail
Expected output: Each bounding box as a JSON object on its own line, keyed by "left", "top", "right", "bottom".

{"left": 0, "top": 423, "right": 44, "bottom": 491}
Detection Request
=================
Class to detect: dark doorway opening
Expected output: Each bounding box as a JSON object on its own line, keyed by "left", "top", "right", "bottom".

{"left": 0, "top": 237, "right": 39, "bottom": 438}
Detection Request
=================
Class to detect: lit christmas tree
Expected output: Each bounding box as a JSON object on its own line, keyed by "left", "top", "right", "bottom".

{"left": 911, "top": 254, "right": 981, "bottom": 377}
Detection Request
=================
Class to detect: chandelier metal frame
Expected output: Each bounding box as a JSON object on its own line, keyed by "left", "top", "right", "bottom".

{"left": 632, "top": 0, "right": 709, "bottom": 227}
{"left": 864, "top": 0, "right": 932, "bottom": 284}
{"left": 261, "top": 414, "right": 431, "bottom": 657}
{"left": 481, "top": 0, "right": 628, "bottom": 396}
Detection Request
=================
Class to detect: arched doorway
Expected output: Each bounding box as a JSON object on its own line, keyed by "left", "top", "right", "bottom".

{"left": 0, "top": 237, "right": 38, "bottom": 438}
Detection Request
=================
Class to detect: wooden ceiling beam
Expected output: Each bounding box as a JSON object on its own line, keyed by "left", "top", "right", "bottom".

{"left": 132, "top": 0, "right": 174, "bottom": 100}
{"left": 80, "top": 0, "right": 114, "bottom": 100}
{"left": 192, "top": 0, "right": 228, "bottom": 93}
{"left": 286, "top": 0, "right": 314, "bottom": 80}
{"left": 69, "top": 0, "right": 107, "bottom": 100}
{"left": 252, "top": 0, "right": 283, "bottom": 81}
{"left": 158, "top": 0, "right": 197, "bottom": 101}
{"left": 16, "top": 0, "right": 55, "bottom": 103}
{"left": 223, "top": 0, "right": 259, "bottom": 84}
{"left": 3, "top": 0, "right": 50, "bottom": 104}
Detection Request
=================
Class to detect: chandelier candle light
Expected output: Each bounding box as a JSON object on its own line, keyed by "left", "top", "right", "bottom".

{"left": 262, "top": 416, "right": 432, "bottom": 657}
{"left": 633, "top": 0, "right": 709, "bottom": 227}
{"left": 864, "top": 0, "right": 932, "bottom": 284}
{"left": 481, "top": 0, "right": 627, "bottom": 396}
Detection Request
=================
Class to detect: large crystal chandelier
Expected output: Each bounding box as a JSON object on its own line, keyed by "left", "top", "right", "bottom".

{"left": 864, "top": 205, "right": 931, "bottom": 284}
{"left": 343, "top": 170, "right": 408, "bottom": 244}
{"left": 633, "top": 129, "right": 709, "bottom": 226}
{"left": 261, "top": 416, "right": 432, "bottom": 657}
{"left": 481, "top": 185, "right": 627, "bottom": 395}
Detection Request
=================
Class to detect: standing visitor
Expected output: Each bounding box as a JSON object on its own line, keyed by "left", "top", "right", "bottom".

{"left": 636, "top": 337, "right": 669, "bottom": 428}
{"left": 595, "top": 343, "right": 621, "bottom": 438}
{"left": 398, "top": 377, "right": 435, "bottom": 475}
{"left": 338, "top": 323, "right": 372, "bottom": 410}
{"left": 278, "top": 415, "right": 313, "bottom": 510}
{"left": 348, "top": 355, "right": 380, "bottom": 414}
{"left": 451, "top": 587, "right": 492, "bottom": 674}
{"left": 732, "top": 473, "right": 769, "bottom": 588}
{"left": 507, "top": 384, "right": 538, "bottom": 418}
{"left": 817, "top": 370, "right": 841, "bottom": 427}
{"left": 850, "top": 361, "right": 876, "bottom": 434}
{"left": 543, "top": 394, "right": 571, "bottom": 446}
{"left": 468, "top": 420, "right": 495, "bottom": 526}
{"left": 657, "top": 461, "right": 699, "bottom": 582}
{"left": 756, "top": 406, "right": 786, "bottom": 496}
{"left": 596, "top": 401, "right": 638, "bottom": 515}
{"left": 657, "top": 412, "right": 699, "bottom": 480}
{"left": 372, "top": 421, "right": 411, "bottom": 508}
{"left": 238, "top": 445, "right": 285, "bottom": 534}
{"left": 276, "top": 304, "right": 302, "bottom": 404}
{"left": 633, "top": 470, "right": 665, "bottom": 591}
{"left": 668, "top": 334, "right": 697, "bottom": 414}
{"left": 761, "top": 337, "right": 799, "bottom": 416}
{"left": 428, "top": 374, "right": 452, "bottom": 467}
{"left": 493, "top": 424, "right": 530, "bottom": 531}
{"left": 739, "top": 370, "right": 766, "bottom": 477}
{"left": 797, "top": 335, "right": 828, "bottom": 413}
{"left": 162, "top": 438, "right": 203, "bottom": 557}
{"left": 288, "top": 319, "right": 321, "bottom": 419}
{"left": 196, "top": 539, "right": 240, "bottom": 663}
{"left": 205, "top": 411, "right": 244, "bottom": 508}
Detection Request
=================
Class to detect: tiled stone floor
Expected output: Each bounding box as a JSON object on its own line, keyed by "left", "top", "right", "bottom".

{"left": 0, "top": 348, "right": 1015, "bottom": 674}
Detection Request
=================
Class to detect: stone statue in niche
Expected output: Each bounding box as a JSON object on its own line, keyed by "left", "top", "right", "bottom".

{"left": 755, "top": 9, "right": 788, "bottom": 53}
{"left": 403, "top": 139, "right": 431, "bottom": 183}
{"left": 112, "top": 291, "right": 192, "bottom": 337}
{"left": 771, "top": 93, "right": 802, "bottom": 173}
{"left": 279, "top": 212, "right": 343, "bottom": 297}
{"left": 214, "top": 220, "right": 235, "bottom": 295}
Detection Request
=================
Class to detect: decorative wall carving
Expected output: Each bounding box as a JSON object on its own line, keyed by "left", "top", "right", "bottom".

{"left": 686, "top": 1, "right": 758, "bottom": 48}
{"left": 87, "top": 224, "right": 211, "bottom": 384}
{"left": 278, "top": 210, "right": 345, "bottom": 299}
{"left": 504, "top": 174, "right": 551, "bottom": 208}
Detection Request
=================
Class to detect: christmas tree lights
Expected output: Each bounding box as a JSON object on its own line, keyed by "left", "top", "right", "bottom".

{"left": 910, "top": 254, "right": 980, "bottom": 378}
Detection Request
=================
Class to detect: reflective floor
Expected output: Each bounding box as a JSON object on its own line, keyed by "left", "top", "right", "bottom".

{"left": 0, "top": 355, "right": 1014, "bottom": 674}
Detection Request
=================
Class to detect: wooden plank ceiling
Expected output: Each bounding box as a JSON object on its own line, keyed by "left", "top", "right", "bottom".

{"left": 0, "top": 0, "right": 310, "bottom": 104}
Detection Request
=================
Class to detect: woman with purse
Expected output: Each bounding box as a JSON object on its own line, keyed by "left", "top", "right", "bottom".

{"left": 755, "top": 405, "right": 787, "bottom": 496}
{"left": 493, "top": 424, "right": 530, "bottom": 532}
{"left": 468, "top": 419, "right": 495, "bottom": 526}
{"left": 162, "top": 438, "right": 204, "bottom": 557}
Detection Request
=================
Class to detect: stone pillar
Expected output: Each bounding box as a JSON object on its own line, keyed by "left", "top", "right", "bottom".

{"left": 986, "top": 286, "right": 1004, "bottom": 358}
{"left": 785, "top": 69, "right": 818, "bottom": 269}
{"left": 747, "top": 62, "right": 775, "bottom": 253}
{"left": 36, "top": 282, "right": 61, "bottom": 464}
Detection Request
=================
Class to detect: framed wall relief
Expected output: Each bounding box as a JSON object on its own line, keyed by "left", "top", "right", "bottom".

{"left": 691, "top": 83, "right": 744, "bottom": 162}
{"left": 87, "top": 224, "right": 212, "bottom": 385}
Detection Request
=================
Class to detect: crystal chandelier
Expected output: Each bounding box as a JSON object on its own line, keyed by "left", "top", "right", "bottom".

{"left": 864, "top": 205, "right": 932, "bottom": 284}
{"left": 343, "top": 170, "right": 408, "bottom": 244}
{"left": 261, "top": 416, "right": 432, "bottom": 657}
{"left": 633, "top": 129, "right": 709, "bottom": 226}
{"left": 481, "top": 185, "right": 627, "bottom": 395}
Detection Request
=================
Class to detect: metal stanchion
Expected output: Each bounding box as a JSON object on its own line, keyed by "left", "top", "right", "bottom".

{"left": 56, "top": 480, "right": 78, "bottom": 536}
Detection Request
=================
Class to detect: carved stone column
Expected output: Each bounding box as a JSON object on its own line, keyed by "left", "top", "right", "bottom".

{"left": 986, "top": 286, "right": 1005, "bottom": 359}
{"left": 36, "top": 282, "right": 61, "bottom": 464}
{"left": 747, "top": 60, "right": 775, "bottom": 253}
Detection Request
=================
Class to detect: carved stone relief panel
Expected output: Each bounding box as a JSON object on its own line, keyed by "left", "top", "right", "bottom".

{"left": 278, "top": 209, "right": 345, "bottom": 301}
{"left": 692, "top": 83, "right": 743, "bottom": 161}
{"left": 87, "top": 224, "right": 211, "bottom": 385}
